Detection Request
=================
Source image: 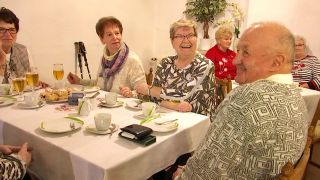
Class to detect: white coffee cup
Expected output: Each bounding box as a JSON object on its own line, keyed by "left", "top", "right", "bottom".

{"left": 24, "top": 93, "right": 40, "bottom": 106}
{"left": 94, "top": 113, "right": 111, "bottom": 131}
{"left": 0, "top": 84, "right": 11, "bottom": 95}
{"left": 141, "top": 102, "right": 157, "bottom": 117}
{"left": 105, "top": 92, "right": 117, "bottom": 105}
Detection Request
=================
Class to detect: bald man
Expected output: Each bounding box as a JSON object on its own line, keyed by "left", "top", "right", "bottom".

{"left": 174, "top": 22, "right": 308, "bottom": 179}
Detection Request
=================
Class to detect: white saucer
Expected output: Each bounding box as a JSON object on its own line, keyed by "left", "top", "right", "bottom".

{"left": 17, "top": 101, "right": 45, "bottom": 109}
{"left": 85, "top": 123, "right": 119, "bottom": 135}
{"left": 144, "top": 122, "right": 179, "bottom": 132}
{"left": 99, "top": 101, "right": 124, "bottom": 108}
{"left": 0, "top": 97, "right": 16, "bottom": 107}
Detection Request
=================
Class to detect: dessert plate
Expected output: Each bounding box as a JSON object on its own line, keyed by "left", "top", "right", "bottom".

{"left": 85, "top": 123, "right": 119, "bottom": 135}
{"left": 40, "top": 117, "right": 84, "bottom": 133}
{"left": 17, "top": 100, "right": 45, "bottom": 109}
{"left": 99, "top": 101, "right": 124, "bottom": 108}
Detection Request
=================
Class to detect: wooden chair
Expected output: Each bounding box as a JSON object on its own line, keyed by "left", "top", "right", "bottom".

{"left": 215, "top": 75, "right": 232, "bottom": 108}
{"left": 145, "top": 68, "right": 154, "bottom": 86}
{"left": 278, "top": 126, "right": 314, "bottom": 180}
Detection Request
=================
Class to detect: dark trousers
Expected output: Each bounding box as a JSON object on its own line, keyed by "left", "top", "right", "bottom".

{"left": 152, "top": 153, "right": 191, "bottom": 180}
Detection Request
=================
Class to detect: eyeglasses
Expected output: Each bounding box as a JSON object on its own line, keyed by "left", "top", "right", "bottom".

{"left": 295, "top": 44, "right": 304, "bottom": 47}
{"left": 0, "top": 28, "right": 17, "bottom": 35}
{"left": 174, "top": 33, "right": 196, "bottom": 41}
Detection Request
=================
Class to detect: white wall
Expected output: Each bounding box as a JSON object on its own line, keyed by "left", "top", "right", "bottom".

{"left": 247, "top": 0, "right": 320, "bottom": 58}
{"left": 2, "top": 0, "right": 319, "bottom": 85}
{"left": 1, "top": 0, "right": 155, "bottom": 85}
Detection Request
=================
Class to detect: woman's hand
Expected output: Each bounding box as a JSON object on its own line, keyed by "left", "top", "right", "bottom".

{"left": 119, "top": 86, "right": 133, "bottom": 98}
{"left": 0, "top": 144, "right": 21, "bottom": 154}
{"left": 67, "top": 72, "right": 80, "bottom": 84}
{"left": 299, "top": 82, "right": 309, "bottom": 89}
{"left": 136, "top": 83, "right": 149, "bottom": 96}
{"left": 172, "top": 165, "right": 185, "bottom": 179}
{"left": 17, "top": 143, "right": 32, "bottom": 167}
{"left": 176, "top": 101, "right": 192, "bottom": 112}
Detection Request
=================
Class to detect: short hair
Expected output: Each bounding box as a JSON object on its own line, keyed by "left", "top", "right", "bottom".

{"left": 0, "top": 7, "right": 20, "bottom": 32}
{"left": 215, "top": 26, "right": 233, "bottom": 40}
{"left": 250, "top": 22, "right": 295, "bottom": 62}
{"left": 95, "top": 16, "right": 123, "bottom": 38}
{"left": 170, "top": 19, "right": 197, "bottom": 40}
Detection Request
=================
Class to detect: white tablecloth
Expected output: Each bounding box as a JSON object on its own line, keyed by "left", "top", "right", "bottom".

{"left": 0, "top": 91, "right": 210, "bottom": 180}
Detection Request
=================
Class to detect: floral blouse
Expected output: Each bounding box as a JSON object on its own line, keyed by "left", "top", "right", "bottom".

{"left": 152, "top": 53, "right": 215, "bottom": 120}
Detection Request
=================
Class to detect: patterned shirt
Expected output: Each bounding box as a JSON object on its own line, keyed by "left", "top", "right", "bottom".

{"left": 205, "top": 45, "right": 237, "bottom": 79}
{"left": 0, "top": 153, "right": 26, "bottom": 180}
{"left": 292, "top": 55, "right": 320, "bottom": 90}
{"left": 178, "top": 79, "right": 308, "bottom": 179}
{"left": 152, "top": 53, "right": 215, "bottom": 119}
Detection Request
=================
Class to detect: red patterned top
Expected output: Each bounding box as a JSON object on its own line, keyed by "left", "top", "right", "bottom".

{"left": 205, "top": 45, "right": 237, "bottom": 79}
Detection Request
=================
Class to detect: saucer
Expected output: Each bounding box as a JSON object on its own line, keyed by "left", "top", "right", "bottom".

{"left": 144, "top": 122, "right": 179, "bottom": 132}
{"left": 99, "top": 101, "right": 124, "bottom": 108}
{"left": 85, "top": 123, "right": 119, "bottom": 135}
{"left": 17, "top": 101, "right": 45, "bottom": 109}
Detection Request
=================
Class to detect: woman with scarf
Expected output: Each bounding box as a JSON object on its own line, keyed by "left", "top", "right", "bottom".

{"left": 67, "top": 16, "right": 146, "bottom": 97}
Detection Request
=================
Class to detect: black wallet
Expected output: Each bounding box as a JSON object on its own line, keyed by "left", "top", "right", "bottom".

{"left": 120, "top": 124, "right": 153, "bottom": 140}
{"left": 119, "top": 132, "right": 156, "bottom": 146}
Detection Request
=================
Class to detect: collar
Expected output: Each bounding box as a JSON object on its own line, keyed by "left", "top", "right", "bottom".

{"left": 264, "top": 74, "right": 293, "bottom": 84}
{"left": 103, "top": 45, "right": 121, "bottom": 61}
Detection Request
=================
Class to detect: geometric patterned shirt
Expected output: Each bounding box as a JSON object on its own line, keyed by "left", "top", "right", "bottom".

{"left": 292, "top": 55, "right": 320, "bottom": 91}
{"left": 178, "top": 79, "right": 308, "bottom": 179}
{"left": 0, "top": 153, "right": 26, "bottom": 180}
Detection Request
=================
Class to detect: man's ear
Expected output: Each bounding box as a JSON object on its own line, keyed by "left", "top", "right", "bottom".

{"left": 270, "top": 54, "right": 285, "bottom": 71}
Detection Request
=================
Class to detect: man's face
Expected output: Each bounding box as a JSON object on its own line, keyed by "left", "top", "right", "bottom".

{"left": 0, "top": 20, "right": 17, "bottom": 49}
{"left": 233, "top": 27, "right": 275, "bottom": 84}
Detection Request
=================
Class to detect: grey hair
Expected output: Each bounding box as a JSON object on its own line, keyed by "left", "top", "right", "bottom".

{"left": 295, "top": 35, "right": 312, "bottom": 55}
{"left": 169, "top": 19, "right": 197, "bottom": 40}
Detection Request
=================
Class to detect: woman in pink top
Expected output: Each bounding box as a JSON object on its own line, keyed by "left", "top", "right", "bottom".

{"left": 205, "top": 26, "right": 237, "bottom": 79}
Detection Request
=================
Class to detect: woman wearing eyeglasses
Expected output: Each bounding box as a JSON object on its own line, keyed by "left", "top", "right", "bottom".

{"left": 67, "top": 16, "right": 146, "bottom": 97}
{"left": 292, "top": 35, "right": 320, "bottom": 91}
{"left": 0, "top": 7, "right": 48, "bottom": 87}
{"left": 136, "top": 19, "right": 215, "bottom": 118}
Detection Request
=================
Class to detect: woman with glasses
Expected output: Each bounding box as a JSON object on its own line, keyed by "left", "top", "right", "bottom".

{"left": 0, "top": 7, "right": 48, "bottom": 87}
{"left": 292, "top": 35, "right": 320, "bottom": 90}
{"left": 136, "top": 18, "right": 215, "bottom": 180}
{"left": 136, "top": 19, "right": 215, "bottom": 117}
{"left": 67, "top": 16, "right": 146, "bottom": 97}
{"left": 205, "top": 26, "right": 237, "bottom": 79}
{"left": 0, "top": 7, "right": 30, "bottom": 84}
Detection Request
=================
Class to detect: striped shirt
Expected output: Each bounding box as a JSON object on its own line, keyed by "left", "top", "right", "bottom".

{"left": 292, "top": 55, "right": 320, "bottom": 91}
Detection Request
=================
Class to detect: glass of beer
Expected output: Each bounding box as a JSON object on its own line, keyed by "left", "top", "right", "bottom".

{"left": 26, "top": 67, "right": 39, "bottom": 92}
{"left": 12, "top": 76, "right": 26, "bottom": 101}
{"left": 53, "top": 63, "right": 64, "bottom": 89}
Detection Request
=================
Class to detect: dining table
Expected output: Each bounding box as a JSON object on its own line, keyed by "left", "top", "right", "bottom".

{"left": 0, "top": 89, "right": 210, "bottom": 180}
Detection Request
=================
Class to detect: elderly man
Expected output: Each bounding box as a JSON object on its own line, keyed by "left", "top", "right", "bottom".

{"left": 174, "top": 22, "right": 308, "bottom": 179}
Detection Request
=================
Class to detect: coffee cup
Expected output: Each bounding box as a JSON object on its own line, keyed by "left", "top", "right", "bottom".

{"left": 94, "top": 113, "right": 111, "bottom": 131}
{"left": 105, "top": 92, "right": 117, "bottom": 105}
{"left": 0, "top": 84, "right": 11, "bottom": 95}
{"left": 24, "top": 93, "right": 40, "bottom": 106}
{"left": 141, "top": 102, "right": 157, "bottom": 117}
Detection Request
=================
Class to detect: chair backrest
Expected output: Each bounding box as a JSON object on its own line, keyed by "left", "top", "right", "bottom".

{"left": 215, "top": 75, "right": 232, "bottom": 108}
{"left": 278, "top": 126, "right": 313, "bottom": 180}
{"left": 145, "top": 68, "right": 154, "bottom": 86}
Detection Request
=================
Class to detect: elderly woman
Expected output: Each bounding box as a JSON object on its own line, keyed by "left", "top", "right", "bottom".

{"left": 67, "top": 16, "right": 146, "bottom": 97}
{"left": 0, "top": 7, "right": 47, "bottom": 87}
{"left": 136, "top": 19, "right": 215, "bottom": 118}
{"left": 292, "top": 35, "right": 320, "bottom": 90}
{"left": 205, "top": 26, "right": 237, "bottom": 79}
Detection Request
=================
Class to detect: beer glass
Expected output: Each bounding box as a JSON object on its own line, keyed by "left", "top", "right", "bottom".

{"left": 26, "top": 67, "right": 39, "bottom": 92}
{"left": 12, "top": 76, "right": 26, "bottom": 101}
{"left": 53, "top": 63, "right": 64, "bottom": 88}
